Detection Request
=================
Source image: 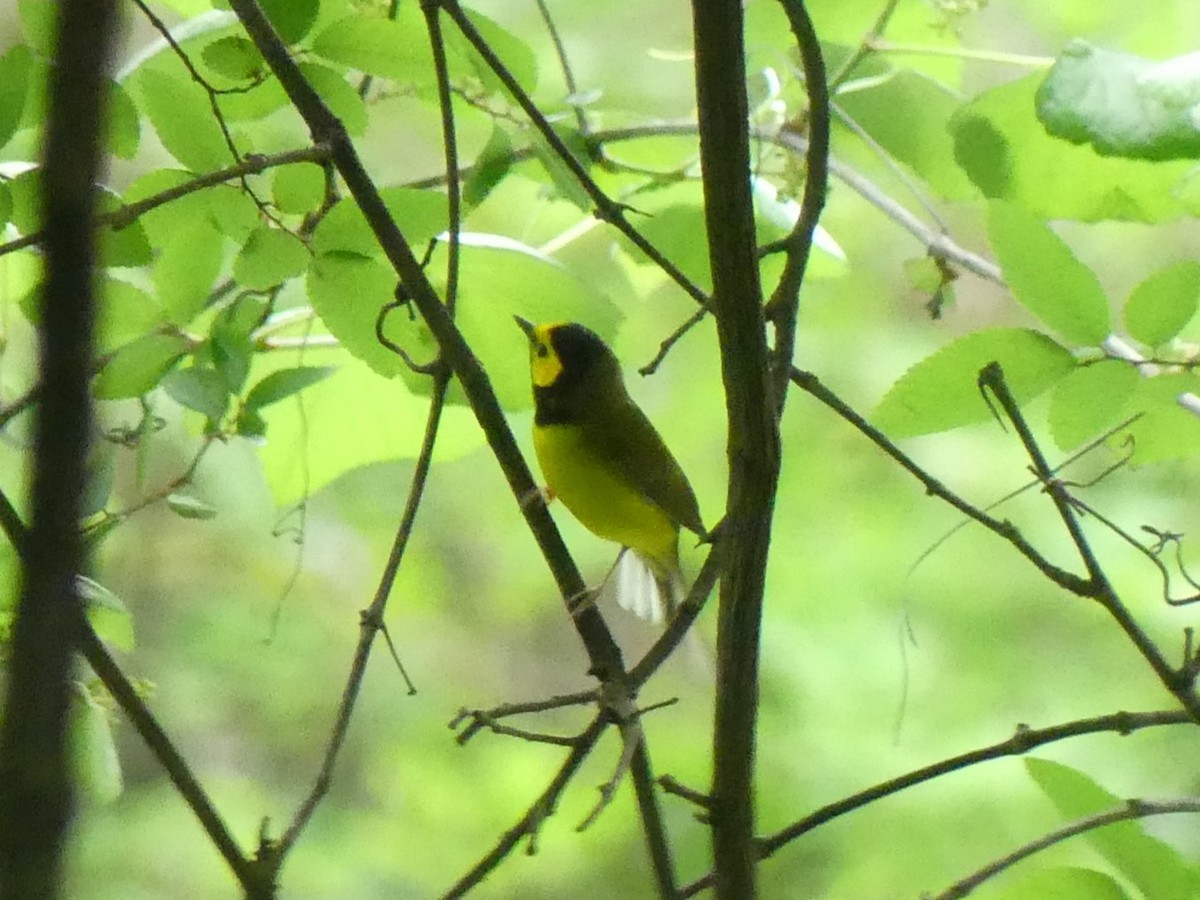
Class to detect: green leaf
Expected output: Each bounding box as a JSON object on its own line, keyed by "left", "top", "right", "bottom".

{"left": 532, "top": 129, "right": 593, "bottom": 211}
{"left": 874, "top": 328, "right": 1075, "bottom": 437}
{"left": 1026, "top": 758, "right": 1200, "bottom": 900}
{"left": 992, "top": 867, "right": 1133, "bottom": 900}
{"left": 107, "top": 79, "right": 141, "bottom": 160}
{"left": 97, "top": 277, "right": 164, "bottom": 352}
{"left": 205, "top": 184, "right": 260, "bottom": 244}
{"left": 452, "top": 9, "right": 538, "bottom": 96}
{"left": 988, "top": 202, "right": 1111, "bottom": 345}
{"left": 1048, "top": 361, "right": 1139, "bottom": 450}
{"left": 310, "top": 188, "right": 447, "bottom": 257}
{"left": 93, "top": 334, "right": 189, "bottom": 400}
{"left": 834, "top": 69, "right": 976, "bottom": 200}
{"left": 307, "top": 252, "right": 408, "bottom": 377}
{"left": 244, "top": 366, "right": 336, "bottom": 410}
{"left": 161, "top": 366, "right": 229, "bottom": 422}
{"left": 1124, "top": 262, "right": 1200, "bottom": 347}
{"left": 0, "top": 45, "right": 32, "bottom": 151}
{"left": 153, "top": 217, "right": 225, "bottom": 325}
{"left": 70, "top": 684, "right": 123, "bottom": 804}
{"left": 272, "top": 162, "right": 325, "bottom": 215}
{"left": 310, "top": 12, "right": 433, "bottom": 84}
{"left": 298, "top": 62, "right": 367, "bottom": 137}
{"left": 136, "top": 68, "right": 230, "bottom": 172}
{"left": 1037, "top": 41, "right": 1200, "bottom": 161}
{"left": 166, "top": 493, "right": 218, "bottom": 520}
{"left": 210, "top": 298, "right": 265, "bottom": 395}
{"left": 1124, "top": 373, "right": 1200, "bottom": 465}
{"left": 259, "top": 0, "right": 319, "bottom": 44}
{"left": 201, "top": 36, "right": 264, "bottom": 82}
{"left": 951, "top": 74, "right": 1194, "bottom": 223}
{"left": 253, "top": 351, "right": 483, "bottom": 505}
{"left": 233, "top": 226, "right": 309, "bottom": 290}
{"left": 464, "top": 126, "right": 514, "bottom": 211}
{"left": 77, "top": 576, "right": 134, "bottom": 652}
{"left": 18, "top": 0, "right": 55, "bottom": 57}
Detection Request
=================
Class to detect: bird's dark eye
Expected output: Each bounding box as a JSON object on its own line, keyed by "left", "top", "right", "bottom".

{"left": 536, "top": 344, "right": 549, "bottom": 358}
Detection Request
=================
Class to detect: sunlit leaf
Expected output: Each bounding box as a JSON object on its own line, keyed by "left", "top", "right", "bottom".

{"left": 1048, "top": 360, "right": 1138, "bottom": 450}
{"left": 309, "top": 188, "right": 448, "bottom": 258}
{"left": 70, "top": 683, "right": 123, "bottom": 804}
{"left": 201, "top": 36, "right": 264, "bottom": 83}
{"left": 244, "top": 366, "right": 336, "bottom": 410}
{"left": 1026, "top": 758, "right": 1200, "bottom": 900}
{"left": 464, "top": 126, "right": 514, "bottom": 211}
{"left": 77, "top": 576, "right": 134, "bottom": 652}
{"left": 136, "top": 68, "right": 230, "bottom": 173}
{"left": 259, "top": 0, "right": 320, "bottom": 44}
{"left": 272, "top": 162, "right": 325, "bottom": 215}
{"left": 951, "top": 74, "right": 1193, "bottom": 223}
{"left": 93, "top": 334, "right": 189, "bottom": 400}
{"left": 233, "top": 226, "right": 310, "bottom": 290}
{"left": 310, "top": 12, "right": 433, "bottom": 84}
{"left": 874, "top": 328, "right": 1075, "bottom": 436}
{"left": 0, "top": 45, "right": 32, "bottom": 151}
{"left": 988, "top": 202, "right": 1111, "bottom": 345}
{"left": 1123, "top": 261, "right": 1200, "bottom": 347}
{"left": 107, "top": 78, "right": 141, "bottom": 160}
{"left": 153, "top": 217, "right": 225, "bottom": 325}
{"left": 298, "top": 62, "right": 367, "bottom": 136}
{"left": 993, "top": 867, "right": 1133, "bottom": 900}
{"left": 162, "top": 366, "right": 229, "bottom": 422}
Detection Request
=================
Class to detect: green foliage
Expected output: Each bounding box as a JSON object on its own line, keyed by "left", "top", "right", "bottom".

{"left": 873, "top": 328, "right": 1074, "bottom": 436}
{"left": 1123, "top": 262, "right": 1200, "bottom": 347}
{"left": 1026, "top": 759, "right": 1200, "bottom": 900}
{"left": 1037, "top": 41, "right": 1200, "bottom": 160}
{"left": 988, "top": 202, "right": 1111, "bottom": 345}
{"left": 2, "top": 0, "right": 1200, "bottom": 897}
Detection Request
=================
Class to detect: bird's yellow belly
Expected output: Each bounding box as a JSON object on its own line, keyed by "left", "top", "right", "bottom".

{"left": 534, "top": 423, "right": 678, "bottom": 573}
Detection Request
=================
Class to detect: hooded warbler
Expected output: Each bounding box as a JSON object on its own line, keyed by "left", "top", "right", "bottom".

{"left": 515, "top": 317, "right": 705, "bottom": 623}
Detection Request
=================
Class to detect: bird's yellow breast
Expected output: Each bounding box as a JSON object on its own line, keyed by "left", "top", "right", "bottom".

{"left": 533, "top": 422, "right": 679, "bottom": 575}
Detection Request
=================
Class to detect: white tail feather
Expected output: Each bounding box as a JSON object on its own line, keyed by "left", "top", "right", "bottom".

{"left": 615, "top": 550, "right": 662, "bottom": 623}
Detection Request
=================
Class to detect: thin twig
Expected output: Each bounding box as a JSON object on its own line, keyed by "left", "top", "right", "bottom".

{"left": 680, "top": 709, "right": 1194, "bottom": 896}
{"left": 978, "top": 363, "right": 1200, "bottom": 722}
{"left": 533, "top": 0, "right": 588, "bottom": 134}
{"left": 442, "top": 714, "right": 611, "bottom": 898}
{"left": 0, "top": 145, "right": 329, "bottom": 261}
{"left": 764, "top": 0, "right": 830, "bottom": 412}
{"left": 450, "top": 690, "right": 598, "bottom": 745}
{"left": 789, "top": 366, "right": 1091, "bottom": 594}
{"left": 826, "top": 0, "right": 902, "bottom": 91}
{"left": 438, "top": 0, "right": 711, "bottom": 311}
{"left": 929, "top": 797, "right": 1200, "bottom": 900}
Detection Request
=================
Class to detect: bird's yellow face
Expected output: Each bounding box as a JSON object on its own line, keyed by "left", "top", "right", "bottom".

{"left": 516, "top": 318, "right": 566, "bottom": 388}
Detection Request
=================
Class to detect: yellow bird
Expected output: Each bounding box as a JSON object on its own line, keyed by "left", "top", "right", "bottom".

{"left": 515, "top": 317, "right": 705, "bottom": 622}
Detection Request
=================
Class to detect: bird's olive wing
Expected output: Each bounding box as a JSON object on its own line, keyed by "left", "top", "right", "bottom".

{"left": 581, "top": 399, "right": 705, "bottom": 536}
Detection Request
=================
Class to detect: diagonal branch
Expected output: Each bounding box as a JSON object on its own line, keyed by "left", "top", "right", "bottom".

{"left": 679, "top": 709, "right": 1194, "bottom": 896}
{"left": 930, "top": 796, "right": 1200, "bottom": 900}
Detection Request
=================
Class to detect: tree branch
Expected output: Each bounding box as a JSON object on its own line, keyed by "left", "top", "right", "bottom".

{"left": 690, "top": 2, "right": 779, "bottom": 896}
{"left": 0, "top": 2, "right": 119, "bottom": 895}
{"left": 679, "top": 709, "right": 1193, "bottom": 896}
{"left": 930, "top": 797, "right": 1200, "bottom": 900}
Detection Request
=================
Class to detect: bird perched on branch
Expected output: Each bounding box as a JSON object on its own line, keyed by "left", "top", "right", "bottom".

{"left": 515, "top": 316, "right": 705, "bottom": 623}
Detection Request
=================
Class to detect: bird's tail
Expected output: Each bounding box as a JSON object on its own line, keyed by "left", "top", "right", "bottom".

{"left": 614, "top": 549, "right": 686, "bottom": 625}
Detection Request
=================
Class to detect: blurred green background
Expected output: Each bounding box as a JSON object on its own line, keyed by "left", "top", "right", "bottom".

{"left": 0, "top": 0, "right": 1197, "bottom": 897}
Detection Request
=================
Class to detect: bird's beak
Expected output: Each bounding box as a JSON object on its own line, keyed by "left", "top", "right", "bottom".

{"left": 513, "top": 315, "right": 536, "bottom": 340}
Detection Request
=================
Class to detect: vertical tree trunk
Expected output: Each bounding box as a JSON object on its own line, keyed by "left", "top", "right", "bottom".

{"left": 0, "top": 3, "right": 118, "bottom": 897}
